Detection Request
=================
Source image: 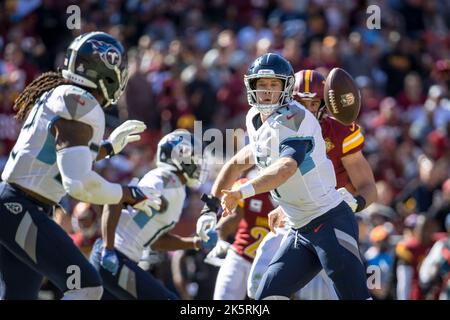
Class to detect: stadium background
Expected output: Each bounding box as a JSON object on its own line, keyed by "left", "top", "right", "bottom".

{"left": 0, "top": 0, "right": 449, "bottom": 300}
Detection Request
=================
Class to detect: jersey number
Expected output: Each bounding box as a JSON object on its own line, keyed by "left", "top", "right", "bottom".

{"left": 243, "top": 226, "right": 269, "bottom": 259}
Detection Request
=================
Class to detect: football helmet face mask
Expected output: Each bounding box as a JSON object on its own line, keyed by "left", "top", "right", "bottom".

{"left": 293, "top": 69, "right": 326, "bottom": 120}
{"left": 156, "top": 129, "right": 208, "bottom": 189}
{"left": 244, "top": 53, "right": 295, "bottom": 116}
{"left": 62, "top": 32, "right": 128, "bottom": 108}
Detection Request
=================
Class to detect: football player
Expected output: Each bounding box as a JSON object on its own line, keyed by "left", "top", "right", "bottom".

{"left": 0, "top": 32, "right": 161, "bottom": 300}
{"left": 247, "top": 69, "right": 377, "bottom": 299}
{"left": 419, "top": 214, "right": 450, "bottom": 300}
{"left": 90, "top": 129, "right": 217, "bottom": 299}
{"left": 196, "top": 53, "right": 371, "bottom": 300}
{"left": 207, "top": 168, "right": 274, "bottom": 300}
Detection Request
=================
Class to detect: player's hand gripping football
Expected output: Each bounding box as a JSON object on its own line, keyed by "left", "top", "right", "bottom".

{"left": 106, "top": 120, "right": 147, "bottom": 156}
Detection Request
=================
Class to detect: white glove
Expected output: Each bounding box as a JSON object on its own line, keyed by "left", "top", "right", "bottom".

{"left": 204, "top": 240, "right": 231, "bottom": 267}
{"left": 210, "top": 240, "right": 230, "bottom": 257}
{"left": 107, "top": 120, "right": 146, "bottom": 155}
{"left": 132, "top": 187, "right": 162, "bottom": 216}
{"left": 128, "top": 178, "right": 162, "bottom": 216}
{"left": 196, "top": 212, "right": 217, "bottom": 241}
{"left": 337, "top": 187, "right": 357, "bottom": 212}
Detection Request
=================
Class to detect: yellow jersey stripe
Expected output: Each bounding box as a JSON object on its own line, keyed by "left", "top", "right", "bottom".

{"left": 343, "top": 128, "right": 361, "bottom": 144}
{"left": 343, "top": 135, "right": 364, "bottom": 154}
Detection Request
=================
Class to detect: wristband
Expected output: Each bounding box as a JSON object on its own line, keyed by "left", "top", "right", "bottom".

{"left": 355, "top": 195, "right": 366, "bottom": 212}
{"left": 102, "top": 140, "right": 115, "bottom": 157}
{"left": 200, "top": 194, "right": 221, "bottom": 213}
{"left": 193, "top": 237, "right": 201, "bottom": 251}
{"left": 239, "top": 182, "right": 255, "bottom": 200}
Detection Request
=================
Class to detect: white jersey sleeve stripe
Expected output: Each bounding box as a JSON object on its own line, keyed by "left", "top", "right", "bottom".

{"left": 342, "top": 132, "right": 363, "bottom": 148}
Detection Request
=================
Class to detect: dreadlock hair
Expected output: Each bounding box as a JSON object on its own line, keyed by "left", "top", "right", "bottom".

{"left": 13, "top": 71, "right": 68, "bottom": 121}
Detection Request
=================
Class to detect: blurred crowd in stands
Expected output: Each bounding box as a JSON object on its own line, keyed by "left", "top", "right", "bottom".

{"left": 0, "top": 0, "right": 449, "bottom": 299}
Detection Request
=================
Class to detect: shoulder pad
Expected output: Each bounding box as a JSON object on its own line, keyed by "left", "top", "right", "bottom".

{"left": 273, "top": 104, "right": 306, "bottom": 132}
{"left": 60, "top": 85, "right": 100, "bottom": 121}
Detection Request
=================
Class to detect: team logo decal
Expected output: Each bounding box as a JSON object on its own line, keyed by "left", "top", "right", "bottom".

{"left": 325, "top": 137, "right": 335, "bottom": 153}
{"left": 340, "top": 92, "right": 355, "bottom": 107}
{"left": 4, "top": 202, "right": 23, "bottom": 214}
{"left": 88, "top": 39, "right": 122, "bottom": 69}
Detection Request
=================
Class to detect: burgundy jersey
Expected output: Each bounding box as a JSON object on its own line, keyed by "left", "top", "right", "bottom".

{"left": 320, "top": 116, "right": 365, "bottom": 192}
{"left": 231, "top": 178, "right": 275, "bottom": 263}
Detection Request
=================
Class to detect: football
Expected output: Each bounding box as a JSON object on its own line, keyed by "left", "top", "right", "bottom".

{"left": 324, "top": 68, "right": 361, "bottom": 125}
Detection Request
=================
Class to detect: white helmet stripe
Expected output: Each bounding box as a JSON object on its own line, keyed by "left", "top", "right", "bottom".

{"left": 69, "top": 31, "right": 107, "bottom": 51}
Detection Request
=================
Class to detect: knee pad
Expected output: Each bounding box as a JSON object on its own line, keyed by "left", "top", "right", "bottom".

{"left": 62, "top": 285, "right": 103, "bottom": 300}
{"left": 262, "top": 295, "right": 290, "bottom": 300}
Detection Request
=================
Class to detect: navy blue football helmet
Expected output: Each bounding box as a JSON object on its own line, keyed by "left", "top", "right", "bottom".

{"left": 244, "top": 53, "right": 295, "bottom": 115}
{"left": 156, "top": 130, "right": 208, "bottom": 189}
{"left": 62, "top": 32, "right": 128, "bottom": 108}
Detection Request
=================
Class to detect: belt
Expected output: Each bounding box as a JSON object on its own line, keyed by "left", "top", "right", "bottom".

{"left": 7, "top": 182, "right": 57, "bottom": 212}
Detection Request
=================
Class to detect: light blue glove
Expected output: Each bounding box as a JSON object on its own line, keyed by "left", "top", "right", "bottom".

{"left": 101, "top": 248, "right": 119, "bottom": 276}
{"left": 200, "top": 229, "right": 218, "bottom": 250}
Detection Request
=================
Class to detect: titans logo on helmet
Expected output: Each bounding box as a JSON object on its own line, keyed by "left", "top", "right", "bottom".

{"left": 88, "top": 39, "right": 122, "bottom": 69}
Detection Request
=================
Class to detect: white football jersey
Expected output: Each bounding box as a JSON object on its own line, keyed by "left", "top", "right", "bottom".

{"left": 2, "top": 85, "right": 105, "bottom": 203}
{"left": 114, "top": 167, "right": 186, "bottom": 262}
{"left": 246, "top": 101, "right": 342, "bottom": 228}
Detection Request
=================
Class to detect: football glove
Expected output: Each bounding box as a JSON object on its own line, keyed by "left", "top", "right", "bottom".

{"left": 196, "top": 194, "right": 221, "bottom": 241}
{"left": 200, "top": 229, "right": 218, "bottom": 250}
{"left": 204, "top": 239, "right": 231, "bottom": 267}
{"left": 128, "top": 178, "right": 162, "bottom": 216}
{"left": 101, "top": 248, "right": 119, "bottom": 276}
{"left": 105, "top": 120, "right": 146, "bottom": 157}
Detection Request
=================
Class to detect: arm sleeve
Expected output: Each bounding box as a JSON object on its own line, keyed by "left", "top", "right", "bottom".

{"left": 279, "top": 139, "right": 311, "bottom": 167}
{"left": 56, "top": 146, "right": 123, "bottom": 204}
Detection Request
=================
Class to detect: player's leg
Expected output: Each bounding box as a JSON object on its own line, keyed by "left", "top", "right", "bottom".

{"left": 0, "top": 244, "right": 43, "bottom": 299}
{"left": 0, "top": 184, "right": 102, "bottom": 300}
{"left": 213, "top": 249, "right": 252, "bottom": 300}
{"left": 90, "top": 239, "right": 178, "bottom": 300}
{"left": 247, "top": 229, "right": 287, "bottom": 299}
{"left": 309, "top": 202, "right": 371, "bottom": 299}
{"left": 255, "top": 229, "right": 322, "bottom": 300}
{"left": 295, "top": 269, "right": 338, "bottom": 300}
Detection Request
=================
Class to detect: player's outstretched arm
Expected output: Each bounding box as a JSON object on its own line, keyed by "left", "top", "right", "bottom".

{"left": 98, "top": 203, "right": 122, "bottom": 275}
{"left": 221, "top": 157, "right": 297, "bottom": 216}
{"left": 151, "top": 231, "right": 217, "bottom": 251}
{"left": 210, "top": 144, "right": 255, "bottom": 199}
{"left": 102, "top": 204, "right": 122, "bottom": 250}
{"left": 196, "top": 145, "right": 254, "bottom": 241}
{"left": 342, "top": 151, "right": 377, "bottom": 211}
{"left": 54, "top": 118, "right": 161, "bottom": 211}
